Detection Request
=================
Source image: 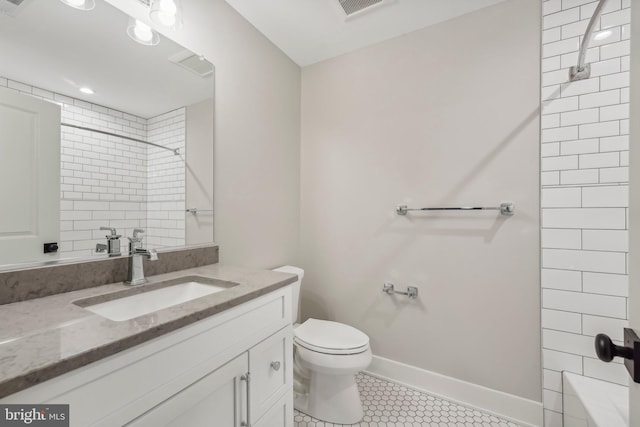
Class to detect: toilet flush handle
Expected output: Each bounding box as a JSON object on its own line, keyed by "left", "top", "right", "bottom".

{"left": 270, "top": 361, "right": 281, "bottom": 371}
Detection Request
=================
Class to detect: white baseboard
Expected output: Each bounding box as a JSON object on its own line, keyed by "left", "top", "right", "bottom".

{"left": 365, "top": 355, "right": 543, "bottom": 427}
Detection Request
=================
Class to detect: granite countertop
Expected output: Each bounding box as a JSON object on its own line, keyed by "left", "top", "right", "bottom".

{"left": 0, "top": 264, "right": 297, "bottom": 398}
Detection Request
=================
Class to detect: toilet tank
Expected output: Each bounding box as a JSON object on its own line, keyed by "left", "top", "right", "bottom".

{"left": 272, "top": 265, "right": 304, "bottom": 323}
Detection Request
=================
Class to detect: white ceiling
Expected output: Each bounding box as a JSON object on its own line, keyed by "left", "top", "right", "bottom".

{"left": 0, "top": 0, "right": 213, "bottom": 118}
{"left": 224, "top": 0, "right": 509, "bottom": 67}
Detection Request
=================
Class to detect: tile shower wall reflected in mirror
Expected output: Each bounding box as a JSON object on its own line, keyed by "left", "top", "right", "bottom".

{"left": 2, "top": 77, "right": 189, "bottom": 258}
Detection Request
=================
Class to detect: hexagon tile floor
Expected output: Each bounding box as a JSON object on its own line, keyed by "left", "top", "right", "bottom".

{"left": 293, "top": 372, "right": 522, "bottom": 427}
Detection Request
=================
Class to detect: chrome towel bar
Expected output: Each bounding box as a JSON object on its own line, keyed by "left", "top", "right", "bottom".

{"left": 396, "top": 202, "right": 514, "bottom": 216}
{"left": 185, "top": 208, "right": 213, "bottom": 214}
{"left": 383, "top": 283, "right": 418, "bottom": 299}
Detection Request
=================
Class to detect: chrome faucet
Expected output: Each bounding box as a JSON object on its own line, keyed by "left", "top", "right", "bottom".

{"left": 125, "top": 229, "right": 158, "bottom": 286}
{"left": 100, "top": 226, "right": 121, "bottom": 257}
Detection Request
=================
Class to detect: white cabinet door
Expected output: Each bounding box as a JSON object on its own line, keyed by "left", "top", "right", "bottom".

{"left": 0, "top": 87, "right": 60, "bottom": 264}
{"left": 125, "top": 353, "right": 249, "bottom": 427}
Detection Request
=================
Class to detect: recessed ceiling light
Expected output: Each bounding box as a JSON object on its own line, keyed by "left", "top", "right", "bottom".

{"left": 79, "top": 87, "right": 95, "bottom": 95}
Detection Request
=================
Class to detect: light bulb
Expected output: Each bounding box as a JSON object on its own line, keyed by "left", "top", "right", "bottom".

{"left": 150, "top": 0, "right": 182, "bottom": 29}
{"left": 133, "top": 21, "right": 153, "bottom": 43}
{"left": 159, "top": 0, "right": 177, "bottom": 15}
{"left": 126, "top": 17, "right": 160, "bottom": 46}
{"left": 157, "top": 12, "right": 176, "bottom": 27}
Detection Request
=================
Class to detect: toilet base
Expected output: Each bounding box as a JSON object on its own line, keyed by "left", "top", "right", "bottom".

{"left": 294, "top": 371, "right": 364, "bottom": 424}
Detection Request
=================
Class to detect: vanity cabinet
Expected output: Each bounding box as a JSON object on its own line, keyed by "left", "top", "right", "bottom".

{"left": 1, "top": 286, "right": 293, "bottom": 427}
{"left": 127, "top": 326, "right": 293, "bottom": 427}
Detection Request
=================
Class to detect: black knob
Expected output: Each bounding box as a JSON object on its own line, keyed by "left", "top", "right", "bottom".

{"left": 43, "top": 242, "right": 58, "bottom": 253}
{"left": 595, "top": 333, "right": 633, "bottom": 362}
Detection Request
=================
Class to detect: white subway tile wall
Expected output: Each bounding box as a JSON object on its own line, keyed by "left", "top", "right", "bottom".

{"left": 541, "top": 1, "right": 630, "bottom": 426}
{"left": 1, "top": 78, "right": 186, "bottom": 257}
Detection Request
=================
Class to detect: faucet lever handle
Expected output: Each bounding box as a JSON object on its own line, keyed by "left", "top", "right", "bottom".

{"left": 129, "top": 228, "right": 145, "bottom": 244}
{"left": 100, "top": 226, "right": 118, "bottom": 237}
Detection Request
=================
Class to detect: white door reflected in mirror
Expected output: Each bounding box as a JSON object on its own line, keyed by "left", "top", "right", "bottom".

{"left": 0, "top": 88, "right": 60, "bottom": 265}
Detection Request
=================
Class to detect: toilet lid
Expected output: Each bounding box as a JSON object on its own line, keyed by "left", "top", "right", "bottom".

{"left": 294, "top": 318, "right": 369, "bottom": 351}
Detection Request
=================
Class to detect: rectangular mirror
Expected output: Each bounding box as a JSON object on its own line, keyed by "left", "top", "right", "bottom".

{"left": 0, "top": 0, "right": 215, "bottom": 269}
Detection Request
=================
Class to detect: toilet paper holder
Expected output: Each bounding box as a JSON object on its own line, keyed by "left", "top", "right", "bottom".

{"left": 383, "top": 282, "right": 418, "bottom": 299}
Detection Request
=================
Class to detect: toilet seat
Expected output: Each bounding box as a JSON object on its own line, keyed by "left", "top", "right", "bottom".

{"left": 294, "top": 318, "right": 370, "bottom": 355}
{"left": 294, "top": 337, "right": 369, "bottom": 355}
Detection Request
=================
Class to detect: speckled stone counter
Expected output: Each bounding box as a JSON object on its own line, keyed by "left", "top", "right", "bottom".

{"left": 0, "top": 264, "right": 296, "bottom": 398}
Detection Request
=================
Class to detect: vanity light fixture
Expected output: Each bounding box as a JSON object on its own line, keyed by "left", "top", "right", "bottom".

{"left": 59, "top": 0, "right": 95, "bottom": 11}
{"left": 149, "top": 0, "right": 182, "bottom": 30}
{"left": 79, "top": 87, "right": 95, "bottom": 95}
{"left": 126, "top": 18, "right": 160, "bottom": 46}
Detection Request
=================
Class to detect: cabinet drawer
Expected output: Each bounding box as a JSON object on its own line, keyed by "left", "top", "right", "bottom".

{"left": 254, "top": 390, "right": 293, "bottom": 427}
{"left": 126, "top": 353, "right": 248, "bottom": 427}
{"left": 249, "top": 326, "right": 292, "bottom": 421}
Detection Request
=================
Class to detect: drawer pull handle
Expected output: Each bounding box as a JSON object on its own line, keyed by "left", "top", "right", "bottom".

{"left": 241, "top": 373, "right": 251, "bottom": 427}
{"left": 270, "top": 361, "right": 281, "bottom": 371}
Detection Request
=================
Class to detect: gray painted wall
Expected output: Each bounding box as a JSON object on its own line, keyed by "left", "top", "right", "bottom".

{"left": 186, "top": 99, "right": 214, "bottom": 246}
{"left": 300, "top": 0, "right": 541, "bottom": 401}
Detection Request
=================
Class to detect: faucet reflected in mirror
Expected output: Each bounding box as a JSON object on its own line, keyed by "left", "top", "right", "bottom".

{"left": 100, "top": 227, "right": 122, "bottom": 257}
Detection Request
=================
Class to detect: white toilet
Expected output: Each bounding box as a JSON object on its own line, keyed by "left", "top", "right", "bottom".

{"left": 273, "top": 266, "right": 372, "bottom": 425}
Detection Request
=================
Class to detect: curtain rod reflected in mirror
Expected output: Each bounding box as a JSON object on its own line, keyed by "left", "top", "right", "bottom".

{"left": 61, "top": 123, "right": 180, "bottom": 155}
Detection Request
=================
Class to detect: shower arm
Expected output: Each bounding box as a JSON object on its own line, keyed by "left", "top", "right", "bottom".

{"left": 569, "top": 0, "right": 608, "bottom": 81}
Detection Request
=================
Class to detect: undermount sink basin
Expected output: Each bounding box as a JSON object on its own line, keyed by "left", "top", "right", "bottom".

{"left": 75, "top": 276, "right": 237, "bottom": 321}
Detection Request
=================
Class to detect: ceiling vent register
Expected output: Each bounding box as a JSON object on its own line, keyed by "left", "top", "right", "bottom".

{"left": 169, "top": 50, "right": 214, "bottom": 78}
{"left": 336, "top": 0, "right": 391, "bottom": 18}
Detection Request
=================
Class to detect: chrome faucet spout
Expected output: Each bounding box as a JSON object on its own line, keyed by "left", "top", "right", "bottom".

{"left": 125, "top": 229, "right": 158, "bottom": 285}
{"left": 132, "top": 247, "right": 158, "bottom": 260}
{"left": 125, "top": 249, "right": 158, "bottom": 286}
